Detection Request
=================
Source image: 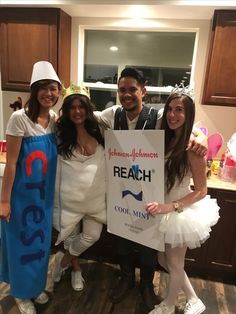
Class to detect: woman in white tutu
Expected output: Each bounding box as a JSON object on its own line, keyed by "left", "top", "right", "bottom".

{"left": 146, "top": 91, "right": 220, "bottom": 314}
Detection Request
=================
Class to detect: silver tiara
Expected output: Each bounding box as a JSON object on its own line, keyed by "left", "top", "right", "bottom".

{"left": 171, "top": 83, "right": 194, "bottom": 100}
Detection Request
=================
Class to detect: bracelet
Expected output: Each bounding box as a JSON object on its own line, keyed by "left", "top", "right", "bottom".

{"left": 172, "top": 201, "right": 183, "bottom": 213}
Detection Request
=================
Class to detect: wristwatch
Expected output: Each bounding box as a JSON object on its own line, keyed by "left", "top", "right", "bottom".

{"left": 172, "top": 201, "right": 183, "bottom": 213}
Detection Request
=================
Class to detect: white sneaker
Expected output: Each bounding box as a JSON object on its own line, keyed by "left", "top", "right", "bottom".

{"left": 184, "top": 298, "right": 206, "bottom": 314}
{"left": 52, "top": 251, "right": 66, "bottom": 282}
{"left": 15, "top": 298, "right": 36, "bottom": 314}
{"left": 71, "top": 270, "right": 85, "bottom": 291}
{"left": 34, "top": 291, "right": 49, "bottom": 304}
{"left": 148, "top": 301, "right": 175, "bottom": 314}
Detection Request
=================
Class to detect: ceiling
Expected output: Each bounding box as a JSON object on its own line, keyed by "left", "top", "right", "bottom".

{"left": 1, "top": 1, "right": 236, "bottom": 20}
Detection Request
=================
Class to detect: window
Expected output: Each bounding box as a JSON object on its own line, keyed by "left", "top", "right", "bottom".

{"left": 83, "top": 30, "right": 196, "bottom": 110}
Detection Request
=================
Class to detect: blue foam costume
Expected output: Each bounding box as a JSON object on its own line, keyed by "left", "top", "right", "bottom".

{"left": 0, "top": 134, "right": 57, "bottom": 298}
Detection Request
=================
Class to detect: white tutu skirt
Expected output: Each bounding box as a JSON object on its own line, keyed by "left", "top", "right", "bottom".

{"left": 158, "top": 195, "right": 220, "bottom": 251}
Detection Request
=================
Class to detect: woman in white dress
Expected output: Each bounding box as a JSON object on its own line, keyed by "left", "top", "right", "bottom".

{"left": 146, "top": 91, "right": 220, "bottom": 314}
{"left": 52, "top": 89, "right": 106, "bottom": 291}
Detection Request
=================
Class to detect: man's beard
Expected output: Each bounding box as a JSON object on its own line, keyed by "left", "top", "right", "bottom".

{"left": 122, "top": 102, "right": 139, "bottom": 112}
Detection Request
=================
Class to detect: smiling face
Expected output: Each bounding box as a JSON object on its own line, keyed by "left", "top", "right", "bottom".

{"left": 37, "top": 82, "right": 60, "bottom": 110}
{"left": 69, "top": 98, "right": 87, "bottom": 126}
{"left": 117, "top": 77, "right": 146, "bottom": 113}
{"left": 166, "top": 97, "right": 186, "bottom": 132}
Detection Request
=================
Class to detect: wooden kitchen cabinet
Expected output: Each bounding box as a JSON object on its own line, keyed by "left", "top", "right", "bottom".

{"left": 202, "top": 10, "right": 236, "bottom": 106}
{"left": 185, "top": 187, "right": 236, "bottom": 282}
{"left": 0, "top": 8, "right": 71, "bottom": 91}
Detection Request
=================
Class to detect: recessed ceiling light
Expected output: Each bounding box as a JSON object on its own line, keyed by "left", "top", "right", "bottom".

{"left": 109, "top": 46, "right": 118, "bottom": 51}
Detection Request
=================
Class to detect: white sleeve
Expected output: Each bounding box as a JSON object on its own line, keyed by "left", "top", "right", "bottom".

{"left": 94, "top": 105, "right": 121, "bottom": 129}
{"left": 155, "top": 107, "right": 164, "bottom": 129}
{"left": 6, "top": 110, "right": 26, "bottom": 137}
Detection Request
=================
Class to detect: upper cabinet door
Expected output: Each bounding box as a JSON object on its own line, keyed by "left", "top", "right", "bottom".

{"left": 0, "top": 8, "right": 71, "bottom": 92}
{"left": 203, "top": 10, "right": 236, "bottom": 107}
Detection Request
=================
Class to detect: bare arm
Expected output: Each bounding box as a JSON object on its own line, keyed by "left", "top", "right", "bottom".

{"left": 0, "top": 135, "right": 22, "bottom": 222}
{"left": 146, "top": 151, "right": 207, "bottom": 215}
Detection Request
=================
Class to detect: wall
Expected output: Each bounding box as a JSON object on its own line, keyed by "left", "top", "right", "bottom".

{"left": 2, "top": 91, "right": 29, "bottom": 138}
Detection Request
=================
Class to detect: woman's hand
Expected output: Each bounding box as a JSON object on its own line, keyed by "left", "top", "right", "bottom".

{"left": 0, "top": 201, "right": 11, "bottom": 222}
{"left": 146, "top": 202, "right": 173, "bottom": 216}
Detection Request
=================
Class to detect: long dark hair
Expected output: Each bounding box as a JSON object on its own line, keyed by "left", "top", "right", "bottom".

{"left": 56, "top": 94, "right": 104, "bottom": 159}
{"left": 24, "top": 80, "right": 61, "bottom": 122}
{"left": 160, "top": 92, "right": 195, "bottom": 193}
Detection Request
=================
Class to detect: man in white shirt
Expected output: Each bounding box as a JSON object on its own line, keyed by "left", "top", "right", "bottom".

{"left": 95, "top": 67, "right": 207, "bottom": 311}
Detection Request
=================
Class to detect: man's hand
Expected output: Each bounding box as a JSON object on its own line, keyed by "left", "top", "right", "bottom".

{"left": 186, "top": 128, "right": 208, "bottom": 157}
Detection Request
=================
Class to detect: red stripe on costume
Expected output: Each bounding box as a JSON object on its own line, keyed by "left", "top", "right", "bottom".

{"left": 25, "top": 151, "right": 47, "bottom": 176}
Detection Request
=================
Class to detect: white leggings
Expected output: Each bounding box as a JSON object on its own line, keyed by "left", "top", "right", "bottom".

{"left": 158, "top": 245, "right": 198, "bottom": 306}
{"left": 63, "top": 217, "right": 103, "bottom": 256}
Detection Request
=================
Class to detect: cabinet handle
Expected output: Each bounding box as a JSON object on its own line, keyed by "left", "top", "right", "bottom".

{"left": 225, "top": 199, "right": 236, "bottom": 204}
{"left": 185, "top": 257, "right": 195, "bottom": 262}
{"left": 211, "top": 261, "right": 232, "bottom": 268}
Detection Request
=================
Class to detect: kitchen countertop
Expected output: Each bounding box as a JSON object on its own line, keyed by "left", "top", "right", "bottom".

{"left": 206, "top": 174, "right": 236, "bottom": 191}
{"left": 0, "top": 162, "right": 5, "bottom": 177}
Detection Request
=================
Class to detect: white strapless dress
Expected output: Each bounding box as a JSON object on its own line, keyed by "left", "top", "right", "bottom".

{"left": 53, "top": 144, "right": 106, "bottom": 244}
{"left": 157, "top": 173, "right": 220, "bottom": 251}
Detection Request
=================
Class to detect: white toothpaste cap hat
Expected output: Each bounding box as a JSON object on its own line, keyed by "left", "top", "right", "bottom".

{"left": 30, "top": 61, "right": 61, "bottom": 87}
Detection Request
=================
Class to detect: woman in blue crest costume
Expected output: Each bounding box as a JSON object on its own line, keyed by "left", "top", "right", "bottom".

{"left": 0, "top": 61, "right": 61, "bottom": 314}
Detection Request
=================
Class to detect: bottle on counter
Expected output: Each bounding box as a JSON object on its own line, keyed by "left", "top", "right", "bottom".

{"left": 212, "top": 160, "right": 220, "bottom": 175}
{"left": 206, "top": 159, "right": 213, "bottom": 178}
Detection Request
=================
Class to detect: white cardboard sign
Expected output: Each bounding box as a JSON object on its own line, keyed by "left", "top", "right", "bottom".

{"left": 105, "top": 129, "right": 165, "bottom": 250}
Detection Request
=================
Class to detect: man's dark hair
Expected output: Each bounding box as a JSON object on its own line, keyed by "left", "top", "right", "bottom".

{"left": 118, "top": 67, "right": 146, "bottom": 87}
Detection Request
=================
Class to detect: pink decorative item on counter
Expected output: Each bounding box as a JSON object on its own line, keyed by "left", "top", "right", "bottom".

{"left": 200, "top": 127, "right": 208, "bottom": 136}
{"left": 219, "top": 132, "right": 236, "bottom": 183}
{"left": 207, "top": 132, "right": 224, "bottom": 160}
